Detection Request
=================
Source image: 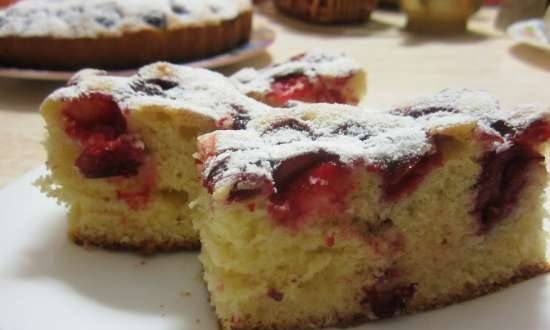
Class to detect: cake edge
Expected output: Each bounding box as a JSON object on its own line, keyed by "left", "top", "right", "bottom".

{"left": 70, "top": 231, "right": 201, "bottom": 255}
{"left": 215, "top": 263, "right": 550, "bottom": 330}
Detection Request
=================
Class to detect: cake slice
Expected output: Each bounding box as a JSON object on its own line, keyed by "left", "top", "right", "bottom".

{"left": 38, "top": 63, "right": 273, "bottom": 253}
{"left": 231, "top": 50, "right": 366, "bottom": 107}
{"left": 38, "top": 57, "right": 366, "bottom": 253}
{"left": 195, "top": 89, "right": 550, "bottom": 330}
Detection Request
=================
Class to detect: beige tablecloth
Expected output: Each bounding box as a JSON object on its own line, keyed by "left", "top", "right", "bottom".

{"left": 0, "top": 5, "right": 549, "bottom": 187}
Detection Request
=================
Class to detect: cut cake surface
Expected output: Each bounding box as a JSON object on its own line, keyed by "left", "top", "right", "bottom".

{"left": 195, "top": 89, "right": 550, "bottom": 330}
{"left": 38, "top": 55, "right": 366, "bottom": 253}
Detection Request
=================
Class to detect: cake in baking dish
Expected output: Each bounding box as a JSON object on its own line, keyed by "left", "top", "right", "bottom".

{"left": 0, "top": 0, "right": 252, "bottom": 70}
{"left": 195, "top": 89, "right": 550, "bottom": 330}
{"left": 231, "top": 50, "right": 366, "bottom": 107}
{"left": 37, "top": 56, "right": 366, "bottom": 253}
{"left": 273, "top": 0, "right": 377, "bottom": 24}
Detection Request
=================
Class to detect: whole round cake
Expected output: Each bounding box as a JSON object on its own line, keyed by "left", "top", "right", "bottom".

{"left": 0, "top": 0, "right": 252, "bottom": 70}
{"left": 273, "top": 0, "right": 377, "bottom": 24}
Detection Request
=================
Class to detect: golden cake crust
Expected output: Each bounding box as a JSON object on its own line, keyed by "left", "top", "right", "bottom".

{"left": 273, "top": 0, "right": 376, "bottom": 24}
{"left": 221, "top": 264, "right": 550, "bottom": 330}
{"left": 0, "top": 11, "right": 252, "bottom": 70}
{"left": 71, "top": 231, "right": 201, "bottom": 255}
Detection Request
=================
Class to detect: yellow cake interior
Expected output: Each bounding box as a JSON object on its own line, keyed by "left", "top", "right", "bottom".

{"left": 196, "top": 111, "right": 550, "bottom": 330}
{"left": 38, "top": 98, "right": 215, "bottom": 252}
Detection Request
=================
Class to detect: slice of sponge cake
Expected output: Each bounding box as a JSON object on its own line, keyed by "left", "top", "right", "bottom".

{"left": 195, "top": 89, "right": 550, "bottom": 330}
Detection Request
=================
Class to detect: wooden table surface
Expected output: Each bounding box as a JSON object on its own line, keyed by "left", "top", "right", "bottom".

{"left": 0, "top": 5, "right": 549, "bottom": 188}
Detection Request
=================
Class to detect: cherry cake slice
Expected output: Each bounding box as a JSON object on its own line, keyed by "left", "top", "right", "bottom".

{"left": 37, "top": 56, "right": 367, "bottom": 254}
{"left": 231, "top": 50, "right": 367, "bottom": 107}
{"left": 196, "top": 89, "right": 550, "bottom": 330}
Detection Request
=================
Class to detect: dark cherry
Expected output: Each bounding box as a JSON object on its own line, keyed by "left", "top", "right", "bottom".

{"left": 474, "top": 119, "right": 550, "bottom": 233}
{"left": 171, "top": 3, "right": 189, "bottom": 15}
{"left": 95, "top": 16, "right": 117, "bottom": 28}
{"left": 230, "top": 104, "right": 251, "bottom": 130}
{"left": 380, "top": 148, "right": 444, "bottom": 203}
{"left": 267, "top": 288, "right": 284, "bottom": 302}
{"left": 393, "top": 106, "right": 458, "bottom": 118}
{"left": 204, "top": 156, "right": 230, "bottom": 194}
{"left": 331, "top": 122, "right": 371, "bottom": 141}
{"left": 142, "top": 12, "right": 167, "bottom": 28}
{"left": 490, "top": 119, "right": 516, "bottom": 137}
{"left": 130, "top": 80, "right": 165, "bottom": 96}
{"left": 474, "top": 145, "right": 543, "bottom": 233}
{"left": 75, "top": 136, "right": 145, "bottom": 179}
{"left": 62, "top": 94, "right": 146, "bottom": 179}
{"left": 262, "top": 118, "right": 315, "bottom": 138}
{"left": 361, "top": 284, "right": 416, "bottom": 319}
{"left": 145, "top": 78, "right": 178, "bottom": 91}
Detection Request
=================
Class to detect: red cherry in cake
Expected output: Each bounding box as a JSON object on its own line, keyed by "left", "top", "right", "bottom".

{"left": 269, "top": 157, "right": 354, "bottom": 230}
{"left": 76, "top": 135, "right": 145, "bottom": 179}
{"left": 474, "top": 145, "right": 543, "bottom": 233}
{"left": 516, "top": 119, "right": 550, "bottom": 147}
{"left": 266, "top": 74, "right": 352, "bottom": 106}
{"left": 362, "top": 284, "right": 416, "bottom": 319}
{"left": 62, "top": 93, "right": 146, "bottom": 179}
{"left": 474, "top": 119, "right": 550, "bottom": 233}
{"left": 381, "top": 149, "right": 444, "bottom": 203}
{"left": 63, "top": 93, "right": 126, "bottom": 142}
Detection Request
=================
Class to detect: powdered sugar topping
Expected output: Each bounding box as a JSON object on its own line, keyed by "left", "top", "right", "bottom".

{"left": 49, "top": 62, "right": 271, "bottom": 122}
{"left": 198, "top": 89, "right": 550, "bottom": 199}
{"left": 231, "top": 50, "right": 362, "bottom": 95}
{"left": 0, "top": 0, "right": 251, "bottom": 38}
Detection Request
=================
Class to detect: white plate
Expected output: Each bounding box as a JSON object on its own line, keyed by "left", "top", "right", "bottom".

{"left": 1, "top": 167, "right": 550, "bottom": 330}
{"left": 507, "top": 19, "right": 550, "bottom": 52}
{"left": 0, "top": 27, "right": 276, "bottom": 82}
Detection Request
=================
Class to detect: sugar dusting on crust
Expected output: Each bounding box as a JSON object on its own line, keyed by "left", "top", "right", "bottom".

{"left": 0, "top": 0, "right": 251, "bottom": 38}
{"left": 231, "top": 50, "right": 362, "bottom": 95}
{"left": 198, "top": 89, "right": 550, "bottom": 200}
{"left": 49, "top": 62, "right": 272, "bottom": 123}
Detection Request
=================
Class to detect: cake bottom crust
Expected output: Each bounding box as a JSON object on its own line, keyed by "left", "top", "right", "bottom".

{"left": 224, "top": 263, "right": 550, "bottom": 330}
{"left": 70, "top": 231, "right": 200, "bottom": 255}
{"left": 0, "top": 11, "right": 252, "bottom": 70}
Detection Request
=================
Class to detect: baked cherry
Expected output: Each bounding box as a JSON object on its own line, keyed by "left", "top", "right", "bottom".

{"left": 266, "top": 74, "right": 352, "bottom": 107}
{"left": 62, "top": 94, "right": 146, "bottom": 180}
{"left": 75, "top": 135, "right": 145, "bottom": 179}
{"left": 474, "top": 119, "right": 550, "bottom": 233}
{"left": 381, "top": 150, "right": 444, "bottom": 203}
{"left": 474, "top": 145, "right": 543, "bottom": 233}
{"left": 62, "top": 93, "right": 126, "bottom": 142}
{"left": 269, "top": 158, "right": 353, "bottom": 230}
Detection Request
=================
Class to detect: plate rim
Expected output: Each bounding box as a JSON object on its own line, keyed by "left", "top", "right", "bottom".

{"left": 507, "top": 19, "right": 550, "bottom": 52}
